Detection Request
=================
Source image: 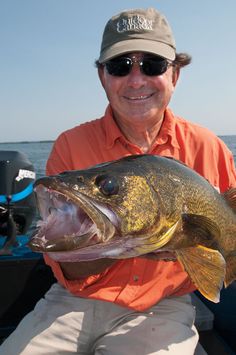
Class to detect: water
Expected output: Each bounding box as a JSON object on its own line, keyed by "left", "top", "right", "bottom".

{"left": 0, "top": 136, "right": 235, "bottom": 178}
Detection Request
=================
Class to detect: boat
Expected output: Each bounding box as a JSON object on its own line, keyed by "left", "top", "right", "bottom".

{"left": 0, "top": 151, "right": 55, "bottom": 342}
{"left": 0, "top": 150, "right": 235, "bottom": 354}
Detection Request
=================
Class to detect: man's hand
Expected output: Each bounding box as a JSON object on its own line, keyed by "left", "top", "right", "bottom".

{"left": 60, "top": 259, "right": 116, "bottom": 280}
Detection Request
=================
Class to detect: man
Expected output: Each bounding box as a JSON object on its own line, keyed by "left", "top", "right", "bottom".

{"left": 1, "top": 7, "right": 236, "bottom": 354}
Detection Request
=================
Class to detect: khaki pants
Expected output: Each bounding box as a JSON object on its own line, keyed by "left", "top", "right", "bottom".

{"left": 0, "top": 283, "right": 198, "bottom": 354}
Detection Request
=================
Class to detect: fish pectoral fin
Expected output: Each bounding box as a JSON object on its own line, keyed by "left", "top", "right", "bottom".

{"left": 223, "top": 188, "right": 236, "bottom": 212}
{"left": 225, "top": 252, "right": 236, "bottom": 287}
{"left": 183, "top": 214, "right": 220, "bottom": 243}
{"left": 176, "top": 245, "right": 226, "bottom": 303}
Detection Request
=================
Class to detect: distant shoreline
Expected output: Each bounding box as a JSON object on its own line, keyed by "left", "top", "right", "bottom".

{"left": 0, "top": 136, "right": 235, "bottom": 145}
{"left": 0, "top": 140, "right": 55, "bottom": 144}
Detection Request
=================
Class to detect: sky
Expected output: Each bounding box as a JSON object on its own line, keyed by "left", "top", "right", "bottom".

{"left": 1, "top": 0, "right": 236, "bottom": 142}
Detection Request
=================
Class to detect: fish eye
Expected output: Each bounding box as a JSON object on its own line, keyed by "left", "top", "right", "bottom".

{"left": 95, "top": 176, "right": 119, "bottom": 196}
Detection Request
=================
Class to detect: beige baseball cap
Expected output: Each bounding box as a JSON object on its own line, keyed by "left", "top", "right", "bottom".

{"left": 99, "top": 8, "right": 176, "bottom": 63}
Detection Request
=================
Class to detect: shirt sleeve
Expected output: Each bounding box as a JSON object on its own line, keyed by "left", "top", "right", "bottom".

{"left": 193, "top": 134, "right": 236, "bottom": 193}
{"left": 217, "top": 140, "right": 236, "bottom": 192}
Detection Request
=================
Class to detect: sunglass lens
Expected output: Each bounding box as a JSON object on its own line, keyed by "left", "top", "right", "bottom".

{"left": 142, "top": 57, "right": 168, "bottom": 76}
{"left": 105, "top": 57, "right": 132, "bottom": 76}
{"left": 104, "top": 56, "right": 170, "bottom": 77}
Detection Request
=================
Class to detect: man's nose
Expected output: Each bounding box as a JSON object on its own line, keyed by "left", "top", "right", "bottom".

{"left": 126, "top": 64, "right": 147, "bottom": 88}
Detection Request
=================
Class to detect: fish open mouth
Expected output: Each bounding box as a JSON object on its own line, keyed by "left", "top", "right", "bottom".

{"left": 28, "top": 183, "right": 117, "bottom": 252}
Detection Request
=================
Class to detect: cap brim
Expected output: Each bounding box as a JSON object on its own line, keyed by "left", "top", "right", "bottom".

{"left": 99, "top": 39, "right": 176, "bottom": 63}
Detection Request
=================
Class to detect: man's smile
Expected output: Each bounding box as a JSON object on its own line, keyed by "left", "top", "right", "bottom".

{"left": 123, "top": 93, "right": 155, "bottom": 101}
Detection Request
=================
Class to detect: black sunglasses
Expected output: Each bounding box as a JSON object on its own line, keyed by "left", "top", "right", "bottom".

{"left": 104, "top": 55, "right": 172, "bottom": 77}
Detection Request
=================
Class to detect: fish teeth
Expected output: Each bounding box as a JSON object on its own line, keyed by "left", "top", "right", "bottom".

{"left": 49, "top": 207, "right": 57, "bottom": 214}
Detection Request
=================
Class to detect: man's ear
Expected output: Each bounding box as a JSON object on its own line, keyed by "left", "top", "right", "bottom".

{"left": 172, "top": 66, "right": 180, "bottom": 87}
{"left": 98, "top": 66, "right": 106, "bottom": 89}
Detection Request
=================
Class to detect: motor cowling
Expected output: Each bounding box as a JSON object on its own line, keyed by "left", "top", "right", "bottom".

{"left": 0, "top": 151, "right": 36, "bottom": 246}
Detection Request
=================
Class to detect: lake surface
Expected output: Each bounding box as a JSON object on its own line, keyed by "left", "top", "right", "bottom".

{"left": 0, "top": 136, "right": 235, "bottom": 178}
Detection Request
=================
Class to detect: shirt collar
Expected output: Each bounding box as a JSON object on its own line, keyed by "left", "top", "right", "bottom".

{"left": 102, "top": 105, "right": 180, "bottom": 150}
{"left": 155, "top": 108, "right": 180, "bottom": 149}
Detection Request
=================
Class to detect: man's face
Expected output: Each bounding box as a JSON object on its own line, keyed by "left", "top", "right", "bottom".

{"left": 98, "top": 52, "right": 179, "bottom": 127}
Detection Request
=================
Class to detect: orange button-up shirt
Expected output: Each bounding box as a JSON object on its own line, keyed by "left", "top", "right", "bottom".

{"left": 44, "top": 106, "right": 236, "bottom": 311}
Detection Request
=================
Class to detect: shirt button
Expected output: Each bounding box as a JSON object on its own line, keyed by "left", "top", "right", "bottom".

{"left": 133, "top": 275, "right": 139, "bottom": 282}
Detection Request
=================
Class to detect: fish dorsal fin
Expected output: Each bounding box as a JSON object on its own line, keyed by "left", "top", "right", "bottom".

{"left": 224, "top": 252, "right": 236, "bottom": 287}
{"left": 176, "top": 245, "right": 226, "bottom": 303}
{"left": 223, "top": 188, "right": 236, "bottom": 212}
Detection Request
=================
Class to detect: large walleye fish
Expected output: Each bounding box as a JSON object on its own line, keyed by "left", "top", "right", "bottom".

{"left": 29, "top": 155, "right": 236, "bottom": 302}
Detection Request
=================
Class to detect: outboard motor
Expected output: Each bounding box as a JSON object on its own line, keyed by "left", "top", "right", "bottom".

{"left": 0, "top": 151, "right": 36, "bottom": 254}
